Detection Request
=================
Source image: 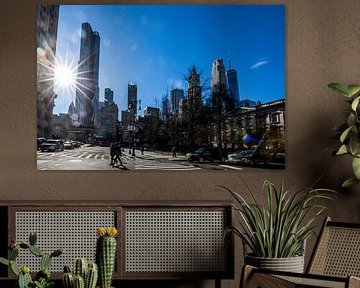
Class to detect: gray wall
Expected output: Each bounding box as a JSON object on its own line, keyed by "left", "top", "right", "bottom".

{"left": 1, "top": 1, "right": 360, "bottom": 287}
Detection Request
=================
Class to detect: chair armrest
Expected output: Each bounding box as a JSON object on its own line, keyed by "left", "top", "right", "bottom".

{"left": 240, "top": 264, "right": 351, "bottom": 288}
{"left": 240, "top": 265, "right": 296, "bottom": 288}
{"left": 349, "top": 276, "right": 360, "bottom": 288}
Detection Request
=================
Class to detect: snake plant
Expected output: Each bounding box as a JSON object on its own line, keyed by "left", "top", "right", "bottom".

{"left": 218, "top": 179, "right": 335, "bottom": 258}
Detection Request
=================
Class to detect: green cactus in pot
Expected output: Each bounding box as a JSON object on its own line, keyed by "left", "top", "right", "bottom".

{"left": 62, "top": 258, "right": 98, "bottom": 288}
{"left": 0, "top": 232, "right": 63, "bottom": 288}
{"left": 96, "top": 227, "right": 118, "bottom": 288}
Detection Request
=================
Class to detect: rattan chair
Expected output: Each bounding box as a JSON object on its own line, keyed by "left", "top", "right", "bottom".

{"left": 240, "top": 217, "right": 360, "bottom": 288}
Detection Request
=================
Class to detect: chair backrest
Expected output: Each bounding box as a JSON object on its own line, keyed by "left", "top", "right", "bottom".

{"left": 307, "top": 217, "right": 360, "bottom": 278}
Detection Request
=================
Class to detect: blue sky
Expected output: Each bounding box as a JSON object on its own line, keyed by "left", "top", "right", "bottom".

{"left": 53, "top": 5, "right": 285, "bottom": 116}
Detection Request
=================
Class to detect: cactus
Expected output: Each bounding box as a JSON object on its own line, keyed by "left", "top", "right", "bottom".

{"left": 19, "top": 242, "right": 29, "bottom": 249}
{"left": 0, "top": 257, "right": 9, "bottom": 266}
{"left": 51, "top": 248, "right": 64, "bottom": 258}
{"left": 63, "top": 272, "right": 74, "bottom": 288}
{"left": 18, "top": 267, "right": 32, "bottom": 288}
{"left": 30, "top": 245, "right": 44, "bottom": 257}
{"left": 40, "top": 253, "right": 52, "bottom": 270}
{"left": 74, "top": 275, "right": 85, "bottom": 288}
{"left": 0, "top": 233, "right": 63, "bottom": 288}
{"left": 10, "top": 260, "right": 20, "bottom": 276}
{"left": 35, "top": 268, "right": 50, "bottom": 281}
{"left": 85, "top": 262, "right": 98, "bottom": 288}
{"left": 74, "top": 258, "right": 88, "bottom": 279}
{"left": 29, "top": 232, "right": 37, "bottom": 246}
{"left": 96, "top": 227, "right": 118, "bottom": 288}
{"left": 63, "top": 265, "right": 74, "bottom": 288}
{"left": 9, "top": 245, "right": 19, "bottom": 260}
{"left": 62, "top": 259, "right": 98, "bottom": 288}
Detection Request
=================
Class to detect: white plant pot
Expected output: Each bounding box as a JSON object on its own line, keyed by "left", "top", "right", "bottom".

{"left": 245, "top": 254, "right": 305, "bottom": 273}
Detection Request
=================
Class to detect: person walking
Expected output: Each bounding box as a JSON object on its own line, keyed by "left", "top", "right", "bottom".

{"left": 109, "top": 142, "right": 115, "bottom": 166}
{"left": 172, "top": 145, "right": 177, "bottom": 158}
{"left": 113, "top": 142, "right": 123, "bottom": 166}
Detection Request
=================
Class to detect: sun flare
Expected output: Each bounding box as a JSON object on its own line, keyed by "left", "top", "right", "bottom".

{"left": 54, "top": 63, "right": 76, "bottom": 89}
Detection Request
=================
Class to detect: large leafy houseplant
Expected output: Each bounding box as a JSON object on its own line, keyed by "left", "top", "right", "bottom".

{"left": 328, "top": 83, "right": 360, "bottom": 187}
{"left": 219, "top": 179, "right": 335, "bottom": 259}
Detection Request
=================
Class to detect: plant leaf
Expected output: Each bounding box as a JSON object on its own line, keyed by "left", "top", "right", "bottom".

{"left": 347, "top": 114, "right": 356, "bottom": 128}
{"left": 0, "top": 257, "right": 9, "bottom": 266}
{"left": 347, "top": 85, "right": 360, "bottom": 97}
{"left": 352, "top": 157, "right": 360, "bottom": 180}
{"left": 328, "top": 83, "right": 352, "bottom": 98}
{"left": 340, "top": 126, "right": 353, "bottom": 143}
{"left": 351, "top": 96, "right": 360, "bottom": 111}
{"left": 336, "top": 145, "right": 348, "bottom": 155}
{"left": 342, "top": 177, "right": 360, "bottom": 188}
{"left": 348, "top": 135, "right": 360, "bottom": 156}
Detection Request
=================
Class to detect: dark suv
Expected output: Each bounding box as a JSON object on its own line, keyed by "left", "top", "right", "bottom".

{"left": 186, "top": 147, "right": 226, "bottom": 163}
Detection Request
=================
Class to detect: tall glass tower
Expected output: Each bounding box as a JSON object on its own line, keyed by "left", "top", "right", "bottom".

{"left": 170, "top": 88, "right": 184, "bottom": 115}
{"left": 75, "top": 22, "right": 100, "bottom": 127}
{"left": 211, "top": 58, "right": 228, "bottom": 110}
{"left": 227, "top": 59, "right": 240, "bottom": 107}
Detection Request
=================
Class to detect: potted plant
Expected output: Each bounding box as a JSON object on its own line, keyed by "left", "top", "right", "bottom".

{"left": 218, "top": 179, "right": 335, "bottom": 272}
{"left": 0, "top": 232, "right": 63, "bottom": 288}
{"left": 62, "top": 258, "right": 98, "bottom": 288}
{"left": 328, "top": 83, "right": 360, "bottom": 187}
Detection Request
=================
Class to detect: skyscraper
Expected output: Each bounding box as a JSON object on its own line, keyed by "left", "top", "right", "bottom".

{"left": 227, "top": 59, "right": 240, "bottom": 108}
{"left": 211, "top": 58, "right": 228, "bottom": 110}
{"left": 126, "top": 82, "right": 139, "bottom": 135}
{"left": 161, "top": 94, "right": 170, "bottom": 121}
{"left": 187, "top": 66, "right": 202, "bottom": 112}
{"left": 170, "top": 88, "right": 184, "bottom": 115}
{"left": 105, "top": 88, "right": 114, "bottom": 106}
{"left": 75, "top": 22, "right": 100, "bottom": 127}
{"left": 37, "top": 5, "right": 59, "bottom": 137}
{"left": 127, "top": 83, "right": 138, "bottom": 111}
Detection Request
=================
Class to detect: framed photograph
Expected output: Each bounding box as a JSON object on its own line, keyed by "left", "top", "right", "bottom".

{"left": 37, "top": 4, "right": 285, "bottom": 171}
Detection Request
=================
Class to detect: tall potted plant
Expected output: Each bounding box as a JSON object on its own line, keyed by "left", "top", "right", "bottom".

{"left": 328, "top": 83, "right": 360, "bottom": 187}
{"left": 218, "top": 179, "right": 335, "bottom": 272}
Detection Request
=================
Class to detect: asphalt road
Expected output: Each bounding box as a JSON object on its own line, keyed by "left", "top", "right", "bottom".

{"left": 37, "top": 145, "right": 284, "bottom": 171}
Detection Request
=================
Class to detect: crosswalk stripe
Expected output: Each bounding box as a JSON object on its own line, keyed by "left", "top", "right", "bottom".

{"left": 135, "top": 165, "right": 201, "bottom": 170}
{"left": 219, "top": 164, "right": 244, "bottom": 170}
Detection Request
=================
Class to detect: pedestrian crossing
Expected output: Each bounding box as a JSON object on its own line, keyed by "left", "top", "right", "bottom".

{"left": 134, "top": 164, "right": 201, "bottom": 171}
{"left": 38, "top": 150, "right": 244, "bottom": 171}
{"left": 37, "top": 150, "right": 134, "bottom": 161}
{"left": 134, "top": 158, "right": 201, "bottom": 171}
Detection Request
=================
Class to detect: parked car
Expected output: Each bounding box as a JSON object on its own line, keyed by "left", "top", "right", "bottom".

{"left": 64, "top": 141, "right": 74, "bottom": 149}
{"left": 142, "top": 144, "right": 152, "bottom": 151}
{"left": 235, "top": 149, "right": 270, "bottom": 166}
{"left": 227, "top": 149, "right": 248, "bottom": 164}
{"left": 41, "top": 139, "right": 64, "bottom": 152}
{"left": 271, "top": 149, "right": 285, "bottom": 164}
{"left": 37, "top": 137, "right": 46, "bottom": 150}
{"left": 186, "top": 147, "right": 226, "bottom": 163}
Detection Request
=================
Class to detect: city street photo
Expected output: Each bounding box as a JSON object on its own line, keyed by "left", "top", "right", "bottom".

{"left": 37, "top": 4, "right": 285, "bottom": 171}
